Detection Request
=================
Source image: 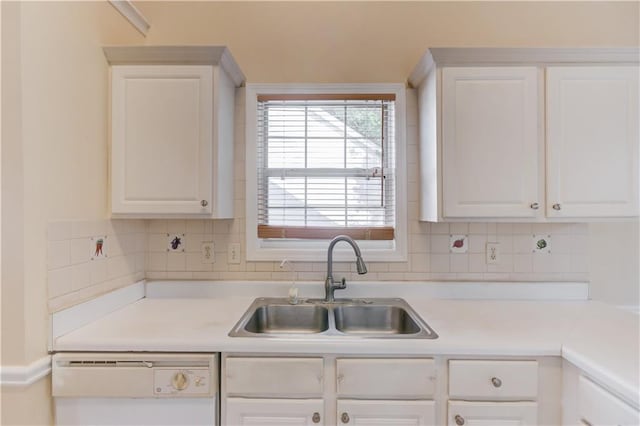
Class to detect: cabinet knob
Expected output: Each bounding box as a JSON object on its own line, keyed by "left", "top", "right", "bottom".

{"left": 455, "top": 415, "right": 465, "bottom": 426}
{"left": 530, "top": 202, "right": 539, "bottom": 210}
{"left": 341, "top": 412, "right": 350, "bottom": 423}
{"left": 200, "top": 200, "right": 208, "bottom": 207}
{"left": 491, "top": 377, "right": 502, "bottom": 388}
{"left": 552, "top": 203, "right": 561, "bottom": 210}
{"left": 312, "top": 412, "right": 321, "bottom": 423}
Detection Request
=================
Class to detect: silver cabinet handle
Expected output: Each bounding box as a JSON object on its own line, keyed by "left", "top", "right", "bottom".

{"left": 200, "top": 200, "right": 209, "bottom": 207}
{"left": 491, "top": 377, "right": 502, "bottom": 387}
{"left": 341, "top": 412, "right": 350, "bottom": 423}
{"left": 552, "top": 203, "right": 561, "bottom": 210}
{"left": 312, "top": 412, "right": 321, "bottom": 423}
{"left": 530, "top": 202, "right": 539, "bottom": 210}
{"left": 455, "top": 415, "right": 465, "bottom": 426}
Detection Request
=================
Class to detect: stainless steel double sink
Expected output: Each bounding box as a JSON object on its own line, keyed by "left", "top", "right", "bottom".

{"left": 229, "top": 297, "right": 438, "bottom": 339}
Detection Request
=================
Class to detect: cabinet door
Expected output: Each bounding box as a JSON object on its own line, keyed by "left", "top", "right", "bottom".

{"left": 111, "top": 65, "right": 213, "bottom": 216}
{"left": 448, "top": 401, "right": 537, "bottom": 426}
{"left": 226, "top": 398, "right": 324, "bottom": 426}
{"left": 578, "top": 375, "right": 639, "bottom": 426}
{"left": 337, "top": 400, "right": 436, "bottom": 426}
{"left": 546, "top": 66, "right": 639, "bottom": 217}
{"left": 442, "top": 67, "right": 541, "bottom": 218}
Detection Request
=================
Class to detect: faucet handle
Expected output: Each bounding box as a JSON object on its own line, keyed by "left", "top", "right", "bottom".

{"left": 337, "top": 277, "right": 347, "bottom": 289}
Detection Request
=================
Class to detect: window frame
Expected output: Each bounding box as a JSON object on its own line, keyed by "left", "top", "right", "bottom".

{"left": 246, "top": 83, "right": 407, "bottom": 262}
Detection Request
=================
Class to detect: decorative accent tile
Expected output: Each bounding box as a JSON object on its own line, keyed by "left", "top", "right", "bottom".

{"left": 167, "top": 234, "right": 185, "bottom": 252}
{"left": 90, "top": 236, "right": 107, "bottom": 260}
{"left": 450, "top": 235, "right": 468, "bottom": 253}
{"left": 532, "top": 234, "right": 552, "bottom": 254}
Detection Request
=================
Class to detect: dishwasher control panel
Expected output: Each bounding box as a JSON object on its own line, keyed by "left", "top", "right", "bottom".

{"left": 153, "top": 368, "right": 210, "bottom": 395}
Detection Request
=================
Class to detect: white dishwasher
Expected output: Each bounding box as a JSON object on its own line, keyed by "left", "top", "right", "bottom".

{"left": 52, "top": 353, "right": 218, "bottom": 426}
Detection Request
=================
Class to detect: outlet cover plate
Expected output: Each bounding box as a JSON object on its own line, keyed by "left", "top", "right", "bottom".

{"left": 228, "top": 243, "right": 241, "bottom": 264}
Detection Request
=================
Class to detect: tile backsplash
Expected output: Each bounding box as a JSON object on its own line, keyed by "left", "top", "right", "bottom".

{"left": 143, "top": 219, "right": 589, "bottom": 283}
{"left": 47, "top": 219, "right": 146, "bottom": 311}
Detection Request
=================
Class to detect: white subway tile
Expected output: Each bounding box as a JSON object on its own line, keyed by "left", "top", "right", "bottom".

{"left": 430, "top": 234, "right": 450, "bottom": 254}
{"left": 48, "top": 267, "right": 73, "bottom": 298}
{"left": 513, "top": 235, "right": 532, "bottom": 254}
{"left": 410, "top": 253, "right": 429, "bottom": 272}
{"left": 148, "top": 220, "right": 167, "bottom": 233}
{"left": 71, "top": 262, "right": 92, "bottom": 291}
{"left": 147, "top": 252, "right": 168, "bottom": 271}
{"left": 90, "top": 259, "right": 108, "bottom": 284}
{"left": 468, "top": 253, "right": 486, "bottom": 273}
{"left": 151, "top": 233, "right": 171, "bottom": 253}
{"left": 166, "top": 220, "right": 186, "bottom": 234}
{"left": 430, "top": 222, "right": 449, "bottom": 234}
{"left": 167, "top": 252, "right": 186, "bottom": 271}
{"left": 468, "top": 223, "right": 487, "bottom": 234}
{"left": 496, "top": 223, "right": 513, "bottom": 234}
{"left": 48, "top": 240, "right": 70, "bottom": 269}
{"left": 430, "top": 254, "right": 450, "bottom": 273}
{"left": 186, "top": 220, "right": 205, "bottom": 234}
{"left": 513, "top": 254, "right": 533, "bottom": 273}
{"left": 186, "top": 253, "right": 209, "bottom": 272}
{"left": 449, "top": 223, "right": 468, "bottom": 234}
{"left": 450, "top": 254, "right": 469, "bottom": 273}
{"left": 512, "top": 223, "right": 532, "bottom": 234}
{"left": 468, "top": 235, "right": 487, "bottom": 253}
{"left": 70, "top": 238, "right": 91, "bottom": 265}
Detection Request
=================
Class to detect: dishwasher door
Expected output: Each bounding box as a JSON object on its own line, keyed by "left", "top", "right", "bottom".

{"left": 52, "top": 353, "right": 218, "bottom": 426}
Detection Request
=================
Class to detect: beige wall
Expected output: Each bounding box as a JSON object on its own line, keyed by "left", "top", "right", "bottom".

{"left": 1, "top": 1, "right": 142, "bottom": 424}
{"left": 136, "top": 1, "right": 639, "bottom": 83}
{"left": 1, "top": 378, "right": 53, "bottom": 426}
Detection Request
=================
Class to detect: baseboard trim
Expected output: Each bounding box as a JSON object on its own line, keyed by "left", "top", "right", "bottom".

{"left": 1, "top": 356, "right": 51, "bottom": 387}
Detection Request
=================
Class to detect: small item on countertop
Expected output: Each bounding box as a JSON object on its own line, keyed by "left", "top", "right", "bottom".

{"left": 288, "top": 286, "right": 299, "bottom": 305}
{"left": 280, "top": 259, "right": 299, "bottom": 304}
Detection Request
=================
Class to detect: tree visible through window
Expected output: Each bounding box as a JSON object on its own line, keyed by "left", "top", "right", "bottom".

{"left": 256, "top": 94, "right": 396, "bottom": 240}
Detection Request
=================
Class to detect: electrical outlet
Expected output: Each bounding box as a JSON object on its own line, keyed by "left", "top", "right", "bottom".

{"left": 201, "top": 242, "right": 214, "bottom": 264}
{"left": 228, "top": 243, "right": 241, "bottom": 264}
{"left": 486, "top": 242, "right": 500, "bottom": 264}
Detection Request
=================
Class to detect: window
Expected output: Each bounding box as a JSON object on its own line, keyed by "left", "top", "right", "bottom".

{"left": 246, "top": 84, "right": 407, "bottom": 262}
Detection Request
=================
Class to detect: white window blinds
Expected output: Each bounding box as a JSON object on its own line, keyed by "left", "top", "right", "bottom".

{"left": 256, "top": 94, "right": 396, "bottom": 240}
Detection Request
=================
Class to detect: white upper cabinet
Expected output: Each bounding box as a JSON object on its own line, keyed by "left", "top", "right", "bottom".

{"left": 546, "top": 66, "right": 639, "bottom": 218}
{"left": 104, "top": 46, "right": 245, "bottom": 218}
{"left": 410, "top": 48, "right": 639, "bottom": 222}
{"left": 442, "top": 67, "right": 541, "bottom": 219}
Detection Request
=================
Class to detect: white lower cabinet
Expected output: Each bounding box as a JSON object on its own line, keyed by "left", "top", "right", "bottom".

{"left": 226, "top": 398, "right": 324, "bottom": 426}
{"left": 577, "top": 375, "right": 639, "bottom": 426}
{"left": 337, "top": 400, "right": 436, "bottom": 425}
{"left": 447, "top": 401, "right": 537, "bottom": 426}
{"left": 447, "top": 360, "right": 540, "bottom": 426}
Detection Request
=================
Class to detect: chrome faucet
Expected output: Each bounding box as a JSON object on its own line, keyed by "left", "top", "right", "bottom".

{"left": 324, "top": 235, "right": 368, "bottom": 302}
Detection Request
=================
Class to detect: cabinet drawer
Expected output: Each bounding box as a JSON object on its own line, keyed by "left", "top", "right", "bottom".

{"left": 449, "top": 360, "right": 538, "bottom": 400}
{"left": 578, "top": 375, "right": 639, "bottom": 426}
{"left": 448, "top": 401, "right": 538, "bottom": 425}
{"left": 337, "top": 358, "right": 436, "bottom": 398}
{"left": 225, "top": 357, "right": 323, "bottom": 397}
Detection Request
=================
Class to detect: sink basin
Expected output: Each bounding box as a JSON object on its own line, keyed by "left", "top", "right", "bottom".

{"left": 334, "top": 305, "right": 421, "bottom": 335}
{"left": 229, "top": 297, "right": 438, "bottom": 339}
{"left": 243, "top": 304, "right": 329, "bottom": 334}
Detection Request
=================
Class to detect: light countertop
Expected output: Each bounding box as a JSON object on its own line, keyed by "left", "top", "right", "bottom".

{"left": 52, "top": 281, "right": 639, "bottom": 407}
